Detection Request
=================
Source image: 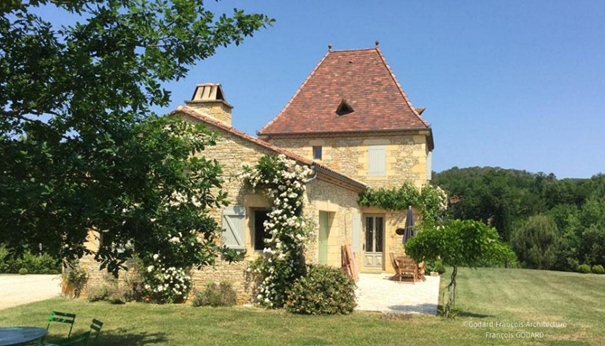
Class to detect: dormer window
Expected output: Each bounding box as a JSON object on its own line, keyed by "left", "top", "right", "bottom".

{"left": 336, "top": 99, "right": 354, "bottom": 116}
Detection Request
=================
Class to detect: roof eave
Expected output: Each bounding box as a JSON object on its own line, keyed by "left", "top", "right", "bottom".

{"left": 259, "top": 127, "right": 431, "bottom": 137}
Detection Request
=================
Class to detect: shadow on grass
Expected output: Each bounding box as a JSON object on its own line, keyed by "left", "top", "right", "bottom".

{"left": 96, "top": 330, "right": 168, "bottom": 345}
{"left": 432, "top": 304, "right": 494, "bottom": 319}
{"left": 456, "top": 310, "right": 493, "bottom": 318}
{"left": 386, "top": 303, "right": 439, "bottom": 315}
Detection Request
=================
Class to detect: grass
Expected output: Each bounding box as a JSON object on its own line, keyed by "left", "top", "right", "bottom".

{"left": 1, "top": 268, "right": 604, "bottom": 345}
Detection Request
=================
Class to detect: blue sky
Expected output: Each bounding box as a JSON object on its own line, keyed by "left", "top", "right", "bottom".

{"left": 44, "top": 1, "right": 605, "bottom": 178}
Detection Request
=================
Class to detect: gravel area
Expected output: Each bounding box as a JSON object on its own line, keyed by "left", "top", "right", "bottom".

{"left": 0, "top": 274, "right": 62, "bottom": 310}
{"left": 355, "top": 273, "right": 440, "bottom": 315}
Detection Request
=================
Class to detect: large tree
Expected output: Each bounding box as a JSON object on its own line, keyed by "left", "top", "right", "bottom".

{"left": 0, "top": 0, "right": 273, "bottom": 273}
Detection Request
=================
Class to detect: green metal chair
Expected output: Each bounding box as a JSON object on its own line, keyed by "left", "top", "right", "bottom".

{"left": 89, "top": 319, "right": 103, "bottom": 343}
{"left": 45, "top": 311, "right": 76, "bottom": 340}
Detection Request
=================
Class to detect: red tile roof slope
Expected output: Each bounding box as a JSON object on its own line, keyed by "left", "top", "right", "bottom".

{"left": 170, "top": 107, "right": 367, "bottom": 191}
{"left": 258, "top": 47, "right": 429, "bottom": 135}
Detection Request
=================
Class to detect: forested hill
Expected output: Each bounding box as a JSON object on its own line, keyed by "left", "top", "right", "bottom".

{"left": 433, "top": 167, "right": 605, "bottom": 272}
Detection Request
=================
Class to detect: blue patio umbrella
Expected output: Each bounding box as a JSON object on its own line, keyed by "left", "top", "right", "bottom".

{"left": 403, "top": 206, "right": 415, "bottom": 244}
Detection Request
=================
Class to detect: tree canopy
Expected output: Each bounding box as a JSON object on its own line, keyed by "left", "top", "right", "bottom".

{"left": 405, "top": 219, "right": 514, "bottom": 318}
{"left": 0, "top": 0, "right": 273, "bottom": 272}
{"left": 434, "top": 167, "right": 605, "bottom": 272}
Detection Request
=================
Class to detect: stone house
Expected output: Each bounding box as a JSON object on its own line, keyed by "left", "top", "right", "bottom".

{"left": 168, "top": 45, "right": 434, "bottom": 302}
{"left": 80, "top": 45, "right": 434, "bottom": 303}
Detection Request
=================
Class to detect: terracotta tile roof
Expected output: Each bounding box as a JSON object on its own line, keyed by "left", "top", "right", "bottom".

{"left": 170, "top": 106, "right": 367, "bottom": 191}
{"left": 258, "top": 47, "right": 430, "bottom": 136}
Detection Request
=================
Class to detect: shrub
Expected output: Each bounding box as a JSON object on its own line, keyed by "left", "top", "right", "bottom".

{"left": 426, "top": 259, "right": 446, "bottom": 274}
{"left": 86, "top": 284, "right": 113, "bottom": 302}
{"left": 511, "top": 215, "right": 558, "bottom": 270}
{"left": 0, "top": 245, "right": 60, "bottom": 274}
{"left": 285, "top": 265, "right": 356, "bottom": 315}
{"left": 592, "top": 265, "right": 605, "bottom": 274}
{"left": 192, "top": 281, "right": 237, "bottom": 307}
{"left": 18, "top": 267, "right": 28, "bottom": 275}
{"left": 122, "top": 272, "right": 145, "bottom": 302}
{"left": 0, "top": 244, "right": 11, "bottom": 272}
{"left": 577, "top": 264, "right": 591, "bottom": 274}
{"left": 107, "top": 288, "right": 127, "bottom": 305}
{"left": 64, "top": 261, "right": 88, "bottom": 298}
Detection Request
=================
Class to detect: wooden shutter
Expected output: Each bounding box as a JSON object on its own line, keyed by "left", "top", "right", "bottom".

{"left": 222, "top": 207, "right": 246, "bottom": 250}
{"left": 351, "top": 212, "right": 361, "bottom": 252}
{"left": 368, "top": 145, "right": 386, "bottom": 177}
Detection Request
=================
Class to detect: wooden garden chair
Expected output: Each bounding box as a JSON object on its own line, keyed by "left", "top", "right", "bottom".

{"left": 389, "top": 252, "right": 403, "bottom": 282}
{"left": 397, "top": 256, "right": 418, "bottom": 283}
{"left": 417, "top": 261, "right": 426, "bottom": 281}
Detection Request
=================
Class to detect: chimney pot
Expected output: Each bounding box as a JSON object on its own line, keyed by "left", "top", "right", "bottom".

{"left": 185, "top": 83, "right": 233, "bottom": 126}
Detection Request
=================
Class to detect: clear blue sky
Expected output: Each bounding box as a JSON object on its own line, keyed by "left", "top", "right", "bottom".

{"left": 46, "top": 1, "right": 605, "bottom": 178}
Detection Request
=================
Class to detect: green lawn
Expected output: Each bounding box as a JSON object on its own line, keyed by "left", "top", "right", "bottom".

{"left": 1, "top": 268, "right": 604, "bottom": 345}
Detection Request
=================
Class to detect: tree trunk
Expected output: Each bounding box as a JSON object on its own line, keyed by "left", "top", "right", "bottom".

{"left": 444, "top": 265, "right": 457, "bottom": 318}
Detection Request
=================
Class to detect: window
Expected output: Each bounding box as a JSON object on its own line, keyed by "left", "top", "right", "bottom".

{"left": 367, "top": 145, "right": 386, "bottom": 176}
{"left": 313, "top": 146, "right": 322, "bottom": 160}
{"left": 254, "top": 210, "right": 270, "bottom": 251}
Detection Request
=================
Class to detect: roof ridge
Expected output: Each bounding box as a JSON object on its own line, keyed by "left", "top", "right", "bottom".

{"left": 329, "top": 47, "right": 376, "bottom": 53}
{"left": 258, "top": 51, "right": 331, "bottom": 135}
{"left": 172, "top": 107, "right": 367, "bottom": 189}
{"left": 374, "top": 47, "right": 430, "bottom": 128}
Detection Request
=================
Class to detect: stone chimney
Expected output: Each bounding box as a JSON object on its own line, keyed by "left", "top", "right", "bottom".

{"left": 185, "top": 83, "right": 233, "bottom": 126}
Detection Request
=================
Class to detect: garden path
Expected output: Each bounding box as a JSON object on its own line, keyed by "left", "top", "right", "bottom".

{"left": 355, "top": 273, "right": 440, "bottom": 315}
{"left": 0, "top": 275, "right": 61, "bottom": 310}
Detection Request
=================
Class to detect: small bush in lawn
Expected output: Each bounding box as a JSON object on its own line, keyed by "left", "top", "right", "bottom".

{"left": 592, "top": 265, "right": 605, "bottom": 274}
{"left": 86, "top": 284, "right": 113, "bottom": 302}
{"left": 18, "top": 267, "right": 28, "bottom": 275}
{"left": 577, "top": 264, "right": 591, "bottom": 274}
{"left": 192, "top": 281, "right": 237, "bottom": 307}
{"left": 107, "top": 288, "right": 127, "bottom": 305}
{"left": 285, "top": 264, "right": 356, "bottom": 315}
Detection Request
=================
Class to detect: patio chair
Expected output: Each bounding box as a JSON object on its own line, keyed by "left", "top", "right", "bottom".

{"left": 397, "top": 256, "right": 418, "bottom": 284}
{"left": 389, "top": 252, "right": 403, "bottom": 282}
{"left": 89, "top": 319, "right": 103, "bottom": 344}
{"left": 45, "top": 311, "right": 76, "bottom": 340}
{"left": 417, "top": 261, "right": 426, "bottom": 281}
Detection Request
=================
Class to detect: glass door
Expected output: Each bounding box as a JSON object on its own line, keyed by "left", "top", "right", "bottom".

{"left": 363, "top": 215, "right": 384, "bottom": 270}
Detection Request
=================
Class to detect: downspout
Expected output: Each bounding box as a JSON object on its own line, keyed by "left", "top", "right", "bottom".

{"left": 304, "top": 165, "right": 318, "bottom": 184}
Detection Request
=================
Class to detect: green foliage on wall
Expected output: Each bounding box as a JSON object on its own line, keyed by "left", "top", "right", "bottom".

{"left": 358, "top": 183, "right": 448, "bottom": 221}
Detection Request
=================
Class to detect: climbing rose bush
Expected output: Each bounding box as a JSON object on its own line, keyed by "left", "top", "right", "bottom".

{"left": 143, "top": 258, "right": 192, "bottom": 304}
{"left": 241, "top": 155, "right": 313, "bottom": 308}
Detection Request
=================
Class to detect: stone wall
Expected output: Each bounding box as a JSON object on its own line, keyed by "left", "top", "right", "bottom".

{"left": 304, "top": 178, "right": 362, "bottom": 268}
{"left": 184, "top": 101, "right": 232, "bottom": 126}
{"left": 76, "top": 112, "right": 375, "bottom": 304}
{"left": 268, "top": 134, "right": 429, "bottom": 189}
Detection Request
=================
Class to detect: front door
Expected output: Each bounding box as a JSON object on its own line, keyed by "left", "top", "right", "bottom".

{"left": 318, "top": 211, "right": 330, "bottom": 265}
{"left": 364, "top": 215, "right": 384, "bottom": 270}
